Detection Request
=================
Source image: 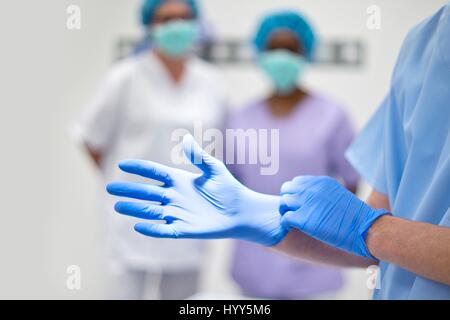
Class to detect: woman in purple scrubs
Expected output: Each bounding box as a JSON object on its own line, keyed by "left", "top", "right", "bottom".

{"left": 226, "top": 10, "right": 359, "bottom": 299}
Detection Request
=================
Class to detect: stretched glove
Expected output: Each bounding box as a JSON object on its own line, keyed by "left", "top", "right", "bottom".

{"left": 280, "top": 176, "right": 390, "bottom": 259}
{"left": 106, "top": 134, "right": 286, "bottom": 246}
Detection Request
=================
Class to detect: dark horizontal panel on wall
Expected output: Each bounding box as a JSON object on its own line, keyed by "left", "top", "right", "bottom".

{"left": 115, "top": 37, "right": 365, "bottom": 67}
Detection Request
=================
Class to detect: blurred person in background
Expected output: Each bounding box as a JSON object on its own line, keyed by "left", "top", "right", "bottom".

{"left": 73, "top": 0, "right": 226, "bottom": 299}
{"left": 226, "top": 11, "right": 359, "bottom": 299}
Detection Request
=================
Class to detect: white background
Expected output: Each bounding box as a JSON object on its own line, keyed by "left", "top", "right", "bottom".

{"left": 0, "top": 0, "right": 447, "bottom": 299}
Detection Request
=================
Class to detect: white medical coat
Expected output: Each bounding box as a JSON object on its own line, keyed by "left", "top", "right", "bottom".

{"left": 73, "top": 51, "right": 227, "bottom": 272}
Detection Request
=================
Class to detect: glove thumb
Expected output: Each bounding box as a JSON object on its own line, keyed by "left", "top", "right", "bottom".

{"left": 183, "top": 134, "right": 225, "bottom": 176}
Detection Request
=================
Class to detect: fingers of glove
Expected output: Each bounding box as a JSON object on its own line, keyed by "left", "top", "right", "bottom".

{"left": 182, "top": 134, "right": 225, "bottom": 176}
{"left": 280, "top": 176, "right": 314, "bottom": 195}
{"left": 107, "top": 182, "right": 170, "bottom": 204}
{"left": 134, "top": 222, "right": 178, "bottom": 238}
{"left": 118, "top": 159, "right": 173, "bottom": 186}
{"left": 114, "top": 201, "right": 165, "bottom": 220}
{"left": 281, "top": 210, "right": 305, "bottom": 230}
{"left": 279, "top": 194, "right": 305, "bottom": 215}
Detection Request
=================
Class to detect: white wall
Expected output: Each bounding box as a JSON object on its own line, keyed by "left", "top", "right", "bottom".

{"left": 0, "top": 0, "right": 447, "bottom": 299}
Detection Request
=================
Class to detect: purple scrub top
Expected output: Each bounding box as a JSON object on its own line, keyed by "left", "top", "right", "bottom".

{"left": 226, "top": 93, "right": 359, "bottom": 299}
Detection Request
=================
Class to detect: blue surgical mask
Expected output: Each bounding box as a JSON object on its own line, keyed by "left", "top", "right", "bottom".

{"left": 152, "top": 20, "right": 198, "bottom": 57}
{"left": 258, "top": 49, "right": 307, "bottom": 95}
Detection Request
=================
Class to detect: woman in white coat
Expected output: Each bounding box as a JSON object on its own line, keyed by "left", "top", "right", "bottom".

{"left": 73, "top": 0, "right": 226, "bottom": 299}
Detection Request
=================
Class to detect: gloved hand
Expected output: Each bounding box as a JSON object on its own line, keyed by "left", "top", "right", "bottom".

{"left": 106, "top": 134, "right": 286, "bottom": 246}
{"left": 280, "top": 176, "right": 390, "bottom": 259}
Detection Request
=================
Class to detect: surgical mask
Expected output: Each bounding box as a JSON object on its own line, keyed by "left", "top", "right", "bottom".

{"left": 152, "top": 20, "right": 198, "bottom": 57}
{"left": 258, "top": 49, "right": 307, "bottom": 95}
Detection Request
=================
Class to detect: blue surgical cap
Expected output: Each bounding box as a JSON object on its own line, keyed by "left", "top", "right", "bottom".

{"left": 141, "top": 0, "right": 200, "bottom": 26}
{"left": 253, "top": 11, "right": 317, "bottom": 61}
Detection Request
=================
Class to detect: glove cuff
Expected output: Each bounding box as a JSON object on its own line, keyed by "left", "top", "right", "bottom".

{"left": 359, "top": 209, "right": 391, "bottom": 260}
{"left": 243, "top": 190, "right": 287, "bottom": 247}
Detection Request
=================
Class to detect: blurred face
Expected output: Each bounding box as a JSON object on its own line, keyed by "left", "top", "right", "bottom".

{"left": 265, "top": 30, "right": 304, "bottom": 57}
{"left": 151, "top": 1, "right": 194, "bottom": 26}
{"left": 259, "top": 29, "right": 308, "bottom": 95}
{"left": 149, "top": 2, "right": 198, "bottom": 59}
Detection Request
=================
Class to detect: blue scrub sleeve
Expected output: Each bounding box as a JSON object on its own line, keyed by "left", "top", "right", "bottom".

{"left": 345, "top": 97, "right": 390, "bottom": 195}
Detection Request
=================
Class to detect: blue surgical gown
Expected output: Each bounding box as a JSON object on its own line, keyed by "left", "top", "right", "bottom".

{"left": 346, "top": 3, "right": 450, "bottom": 299}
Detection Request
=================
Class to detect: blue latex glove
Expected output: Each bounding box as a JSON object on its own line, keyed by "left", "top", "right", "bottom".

{"left": 106, "top": 134, "right": 286, "bottom": 246}
{"left": 280, "top": 176, "right": 390, "bottom": 259}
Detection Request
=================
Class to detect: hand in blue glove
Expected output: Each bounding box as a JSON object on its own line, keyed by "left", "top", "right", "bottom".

{"left": 280, "top": 176, "right": 390, "bottom": 259}
{"left": 106, "top": 134, "right": 286, "bottom": 246}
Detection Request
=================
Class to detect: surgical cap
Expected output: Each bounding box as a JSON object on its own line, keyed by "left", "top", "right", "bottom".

{"left": 141, "top": 0, "right": 200, "bottom": 26}
{"left": 253, "top": 11, "right": 317, "bottom": 60}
